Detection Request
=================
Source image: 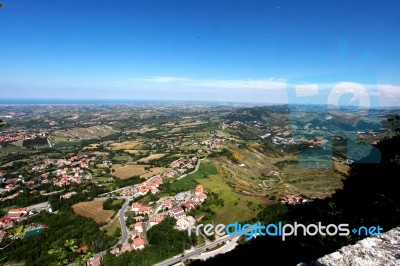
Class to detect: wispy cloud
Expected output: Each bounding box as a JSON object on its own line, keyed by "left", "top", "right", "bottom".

{"left": 122, "top": 76, "right": 400, "bottom": 106}
{"left": 130, "top": 76, "right": 287, "bottom": 90}
{"left": 377, "top": 84, "right": 400, "bottom": 106}
{"left": 193, "top": 78, "right": 287, "bottom": 90}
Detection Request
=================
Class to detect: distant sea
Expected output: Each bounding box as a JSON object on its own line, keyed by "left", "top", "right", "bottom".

{"left": 0, "top": 99, "right": 175, "bottom": 105}
{"left": 0, "top": 99, "right": 397, "bottom": 109}
{"left": 0, "top": 98, "right": 266, "bottom": 106}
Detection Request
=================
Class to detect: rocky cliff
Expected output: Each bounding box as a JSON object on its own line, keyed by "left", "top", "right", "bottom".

{"left": 298, "top": 226, "right": 400, "bottom": 266}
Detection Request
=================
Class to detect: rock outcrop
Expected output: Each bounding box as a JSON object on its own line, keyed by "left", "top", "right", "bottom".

{"left": 298, "top": 226, "right": 400, "bottom": 266}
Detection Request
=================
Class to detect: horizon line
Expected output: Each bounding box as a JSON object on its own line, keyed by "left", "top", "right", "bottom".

{"left": 0, "top": 98, "right": 399, "bottom": 109}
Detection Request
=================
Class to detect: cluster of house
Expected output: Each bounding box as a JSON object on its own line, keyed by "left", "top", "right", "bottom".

{"left": 118, "top": 157, "right": 201, "bottom": 198}
{"left": 168, "top": 185, "right": 207, "bottom": 231}
{"left": 113, "top": 185, "right": 208, "bottom": 255}
{"left": 1, "top": 176, "right": 23, "bottom": 193}
{"left": 272, "top": 136, "right": 296, "bottom": 145}
{"left": 110, "top": 202, "right": 155, "bottom": 255}
{"left": 120, "top": 176, "right": 163, "bottom": 197}
{"left": 169, "top": 156, "right": 198, "bottom": 174}
{"left": 28, "top": 155, "right": 95, "bottom": 188}
{"left": 131, "top": 202, "right": 153, "bottom": 216}
{"left": 113, "top": 198, "right": 179, "bottom": 254}
{"left": 161, "top": 170, "right": 177, "bottom": 179}
{"left": 0, "top": 189, "right": 23, "bottom": 202}
{"left": 0, "top": 130, "right": 47, "bottom": 143}
{"left": 198, "top": 138, "right": 223, "bottom": 153}
{"left": 0, "top": 207, "right": 28, "bottom": 229}
{"left": 0, "top": 201, "right": 52, "bottom": 229}
{"left": 279, "top": 194, "right": 307, "bottom": 205}
{"left": 114, "top": 235, "right": 147, "bottom": 254}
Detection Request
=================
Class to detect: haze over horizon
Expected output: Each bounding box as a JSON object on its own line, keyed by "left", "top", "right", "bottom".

{"left": 0, "top": 0, "right": 399, "bottom": 106}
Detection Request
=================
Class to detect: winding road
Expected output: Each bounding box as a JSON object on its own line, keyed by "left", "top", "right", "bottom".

{"left": 176, "top": 158, "right": 202, "bottom": 180}
{"left": 118, "top": 198, "right": 130, "bottom": 245}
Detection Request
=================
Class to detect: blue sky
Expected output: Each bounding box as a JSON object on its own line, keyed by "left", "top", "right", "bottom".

{"left": 0, "top": 0, "right": 399, "bottom": 106}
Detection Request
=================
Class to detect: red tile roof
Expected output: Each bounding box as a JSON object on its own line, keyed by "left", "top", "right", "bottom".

{"left": 77, "top": 245, "right": 88, "bottom": 253}
{"left": 133, "top": 236, "right": 145, "bottom": 247}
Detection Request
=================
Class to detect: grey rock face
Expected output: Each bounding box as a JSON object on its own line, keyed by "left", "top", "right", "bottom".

{"left": 298, "top": 226, "right": 400, "bottom": 266}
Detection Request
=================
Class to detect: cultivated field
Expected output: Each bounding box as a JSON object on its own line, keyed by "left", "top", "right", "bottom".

{"left": 140, "top": 167, "right": 170, "bottom": 179}
{"left": 83, "top": 143, "right": 100, "bottom": 150}
{"left": 333, "top": 159, "right": 350, "bottom": 175}
{"left": 124, "top": 149, "right": 145, "bottom": 154}
{"left": 111, "top": 164, "right": 149, "bottom": 179}
{"left": 208, "top": 144, "right": 343, "bottom": 200}
{"left": 110, "top": 141, "right": 140, "bottom": 150}
{"left": 90, "top": 151, "right": 109, "bottom": 156}
{"left": 127, "top": 127, "right": 158, "bottom": 133}
{"left": 72, "top": 200, "right": 115, "bottom": 223}
{"left": 53, "top": 125, "right": 115, "bottom": 140}
{"left": 136, "top": 153, "right": 165, "bottom": 163}
{"left": 50, "top": 136, "right": 81, "bottom": 148}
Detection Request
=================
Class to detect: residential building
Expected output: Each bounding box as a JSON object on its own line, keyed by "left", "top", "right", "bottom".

{"left": 134, "top": 222, "right": 143, "bottom": 233}
{"left": 149, "top": 215, "right": 165, "bottom": 226}
{"left": 132, "top": 202, "right": 142, "bottom": 212}
{"left": 169, "top": 206, "right": 186, "bottom": 219}
{"left": 162, "top": 199, "right": 172, "bottom": 210}
{"left": 194, "top": 185, "right": 204, "bottom": 195}
{"left": 132, "top": 236, "right": 146, "bottom": 250}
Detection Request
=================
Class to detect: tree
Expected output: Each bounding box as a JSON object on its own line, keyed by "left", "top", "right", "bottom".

{"left": 388, "top": 115, "right": 400, "bottom": 136}
{"left": 12, "top": 225, "right": 27, "bottom": 238}
{"left": 48, "top": 239, "right": 94, "bottom": 266}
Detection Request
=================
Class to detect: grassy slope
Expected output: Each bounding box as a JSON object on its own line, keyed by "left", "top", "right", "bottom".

{"left": 171, "top": 161, "right": 263, "bottom": 224}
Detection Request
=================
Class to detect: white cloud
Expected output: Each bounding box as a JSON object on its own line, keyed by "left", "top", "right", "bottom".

{"left": 377, "top": 84, "right": 400, "bottom": 106}
{"left": 130, "top": 76, "right": 287, "bottom": 90}
{"left": 295, "top": 84, "right": 319, "bottom": 97}
{"left": 193, "top": 78, "right": 287, "bottom": 90}
{"left": 123, "top": 76, "right": 400, "bottom": 106}
{"left": 327, "top": 82, "right": 370, "bottom": 107}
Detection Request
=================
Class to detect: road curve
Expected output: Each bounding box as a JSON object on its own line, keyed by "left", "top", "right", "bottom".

{"left": 176, "top": 159, "right": 201, "bottom": 180}
{"left": 118, "top": 199, "right": 130, "bottom": 245}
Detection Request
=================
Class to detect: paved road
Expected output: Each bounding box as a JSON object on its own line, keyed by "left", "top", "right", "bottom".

{"left": 98, "top": 186, "right": 132, "bottom": 197}
{"left": 176, "top": 159, "right": 201, "bottom": 180}
{"left": 155, "top": 225, "right": 253, "bottom": 266}
{"left": 47, "top": 136, "right": 53, "bottom": 148}
{"left": 40, "top": 189, "right": 65, "bottom": 196}
{"left": 118, "top": 199, "right": 130, "bottom": 245}
{"left": 194, "top": 236, "right": 240, "bottom": 261}
{"left": 93, "top": 196, "right": 128, "bottom": 201}
{"left": 155, "top": 235, "right": 236, "bottom": 266}
{"left": 98, "top": 172, "right": 165, "bottom": 197}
